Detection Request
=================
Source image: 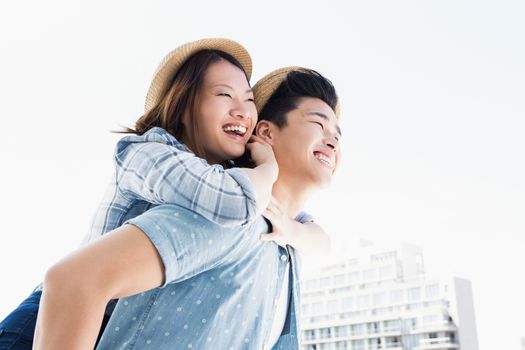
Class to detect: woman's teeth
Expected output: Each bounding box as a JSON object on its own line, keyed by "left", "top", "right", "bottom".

{"left": 223, "top": 125, "right": 247, "bottom": 135}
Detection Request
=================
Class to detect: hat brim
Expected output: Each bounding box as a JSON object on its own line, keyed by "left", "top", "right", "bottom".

{"left": 145, "top": 38, "right": 252, "bottom": 112}
{"left": 252, "top": 66, "right": 340, "bottom": 120}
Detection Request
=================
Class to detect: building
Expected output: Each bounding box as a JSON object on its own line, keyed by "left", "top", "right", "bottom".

{"left": 299, "top": 242, "right": 479, "bottom": 350}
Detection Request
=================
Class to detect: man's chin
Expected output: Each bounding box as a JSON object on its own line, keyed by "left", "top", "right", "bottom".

{"left": 311, "top": 174, "right": 333, "bottom": 189}
{"left": 319, "top": 178, "right": 333, "bottom": 189}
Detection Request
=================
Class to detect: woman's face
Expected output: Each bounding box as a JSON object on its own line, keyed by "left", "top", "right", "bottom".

{"left": 189, "top": 59, "right": 257, "bottom": 164}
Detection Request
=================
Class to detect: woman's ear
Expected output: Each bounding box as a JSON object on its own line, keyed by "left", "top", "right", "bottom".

{"left": 254, "top": 120, "right": 275, "bottom": 145}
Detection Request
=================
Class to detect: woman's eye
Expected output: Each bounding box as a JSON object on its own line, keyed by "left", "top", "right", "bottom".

{"left": 218, "top": 93, "right": 232, "bottom": 98}
{"left": 247, "top": 98, "right": 255, "bottom": 102}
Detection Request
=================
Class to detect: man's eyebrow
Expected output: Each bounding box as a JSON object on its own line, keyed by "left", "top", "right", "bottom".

{"left": 307, "top": 111, "right": 342, "bottom": 137}
{"left": 211, "top": 83, "right": 253, "bottom": 94}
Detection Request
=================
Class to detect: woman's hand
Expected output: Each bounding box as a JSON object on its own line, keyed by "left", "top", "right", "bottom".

{"left": 260, "top": 196, "right": 296, "bottom": 247}
{"left": 260, "top": 196, "right": 332, "bottom": 256}
{"left": 240, "top": 136, "right": 278, "bottom": 215}
{"left": 245, "top": 135, "right": 277, "bottom": 168}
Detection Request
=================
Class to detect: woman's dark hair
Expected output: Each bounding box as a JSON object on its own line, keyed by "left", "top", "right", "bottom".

{"left": 121, "top": 49, "right": 249, "bottom": 159}
{"left": 258, "top": 69, "right": 338, "bottom": 128}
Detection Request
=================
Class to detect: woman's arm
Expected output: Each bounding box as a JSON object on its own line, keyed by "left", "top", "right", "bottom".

{"left": 240, "top": 136, "right": 278, "bottom": 214}
{"left": 116, "top": 129, "right": 266, "bottom": 227}
{"left": 33, "top": 225, "right": 164, "bottom": 350}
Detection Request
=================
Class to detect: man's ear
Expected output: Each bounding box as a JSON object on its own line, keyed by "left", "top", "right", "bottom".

{"left": 254, "top": 120, "right": 275, "bottom": 145}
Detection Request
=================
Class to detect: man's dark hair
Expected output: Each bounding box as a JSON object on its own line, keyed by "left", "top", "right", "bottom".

{"left": 258, "top": 69, "right": 338, "bottom": 128}
{"left": 234, "top": 68, "right": 339, "bottom": 168}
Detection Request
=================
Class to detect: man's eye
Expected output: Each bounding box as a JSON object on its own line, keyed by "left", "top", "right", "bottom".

{"left": 313, "top": 122, "right": 324, "bottom": 129}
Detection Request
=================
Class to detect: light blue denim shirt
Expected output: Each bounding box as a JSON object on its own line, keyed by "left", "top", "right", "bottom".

{"left": 36, "top": 127, "right": 257, "bottom": 296}
{"left": 96, "top": 204, "right": 312, "bottom": 350}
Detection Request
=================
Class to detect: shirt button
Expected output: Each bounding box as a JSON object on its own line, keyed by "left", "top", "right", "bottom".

{"left": 280, "top": 254, "right": 287, "bottom": 262}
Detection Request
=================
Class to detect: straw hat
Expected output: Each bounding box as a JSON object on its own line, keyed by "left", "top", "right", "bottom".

{"left": 252, "top": 66, "right": 340, "bottom": 119}
{"left": 145, "top": 38, "right": 252, "bottom": 112}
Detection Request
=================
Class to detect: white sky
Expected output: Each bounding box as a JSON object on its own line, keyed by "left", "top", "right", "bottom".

{"left": 1, "top": 1, "right": 524, "bottom": 349}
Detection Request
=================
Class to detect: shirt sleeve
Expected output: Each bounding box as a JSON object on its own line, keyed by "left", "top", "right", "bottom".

{"left": 295, "top": 211, "right": 315, "bottom": 223}
{"left": 115, "top": 140, "right": 258, "bottom": 227}
{"left": 126, "top": 204, "right": 250, "bottom": 287}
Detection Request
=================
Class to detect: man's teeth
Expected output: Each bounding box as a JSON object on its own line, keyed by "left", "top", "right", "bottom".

{"left": 223, "top": 125, "right": 247, "bottom": 135}
{"left": 314, "top": 153, "right": 333, "bottom": 168}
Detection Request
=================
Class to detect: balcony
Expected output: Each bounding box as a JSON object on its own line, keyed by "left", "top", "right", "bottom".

{"left": 415, "top": 337, "right": 459, "bottom": 350}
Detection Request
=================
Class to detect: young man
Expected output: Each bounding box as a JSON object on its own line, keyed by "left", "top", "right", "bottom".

{"left": 34, "top": 67, "right": 341, "bottom": 349}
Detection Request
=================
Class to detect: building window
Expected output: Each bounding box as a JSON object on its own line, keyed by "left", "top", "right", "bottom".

{"left": 352, "top": 339, "right": 365, "bottom": 350}
{"left": 426, "top": 284, "right": 440, "bottom": 299}
{"left": 383, "top": 319, "right": 401, "bottom": 332}
{"left": 319, "top": 327, "right": 332, "bottom": 339}
{"left": 390, "top": 289, "right": 403, "bottom": 303}
{"left": 367, "top": 322, "right": 380, "bottom": 334}
{"left": 407, "top": 287, "right": 421, "bottom": 301}
{"left": 303, "top": 329, "right": 316, "bottom": 341}
{"left": 415, "top": 254, "right": 424, "bottom": 268}
{"left": 386, "top": 336, "right": 400, "bottom": 347}
{"left": 335, "top": 325, "right": 349, "bottom": 337}
{"left": 302, "top": 304, "right": 310, "bottom": 315}
{"left": 334, "top": 273, "right": 346, "bottom": 286}
{"left": 379, "top": 265, "right": 394, "bottom": 279}
{"left": 348, "top": 271, "right": 360, "bottom": 284}
{"left": 305, "top": 279, "right": 317, "bottom": 290}
{"left": 312, "top": 302, "right": 324, "bottom": 314}
{"left": 327, "top": 300, "right": 338, "bottom": 313}
{"left": 373, "top": 292, "right": 387, "bottom": 306}
{"left": 320, "top": 276, "right": 331, "bottom": 287}
{"left": 363, "top": 268, "right": 377, "bottom": 281}
{"left": 423, "top": 315, "right": 439, "bottom": 326}
{"left": 357, "top": 294, "right": 370, "bottom": 308}
{"left": 342, "top": 297, "right": 353, "bottom": 311}
{"left": 335, "top": 341, "right": 349, "bottom": 350}
{"left": 351, "top": 324, "right": 366, "bottom": 336}
{"left": 367, "top": 337, "right": 381, "bottom": 350}
{"left": 404, "top": 318, "right": 417, "bottom": 330}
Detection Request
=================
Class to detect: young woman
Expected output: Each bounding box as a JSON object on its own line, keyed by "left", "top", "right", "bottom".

{"left": 0, "top": 38, "right": 330, "bottom": 349}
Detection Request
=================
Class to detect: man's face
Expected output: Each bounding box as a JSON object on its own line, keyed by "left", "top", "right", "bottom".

{"left": 271, "top": 97, "right": 341, "bottom": 188}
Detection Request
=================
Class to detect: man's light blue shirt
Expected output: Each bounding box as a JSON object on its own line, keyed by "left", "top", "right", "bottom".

{"left": 96, "top": 204, "right": 311, "bottom": 350}
{"left": 36, "top": 127, "right": 258, "bottom": 293}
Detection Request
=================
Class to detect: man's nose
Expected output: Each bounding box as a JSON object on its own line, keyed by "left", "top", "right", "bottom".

{"left": 325, "top": 134, "right": 339, "bottom": 152}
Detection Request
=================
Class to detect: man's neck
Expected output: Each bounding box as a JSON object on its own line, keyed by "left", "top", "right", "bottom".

{"left": 271, "top": 177, "right": 314, "bottom": 219}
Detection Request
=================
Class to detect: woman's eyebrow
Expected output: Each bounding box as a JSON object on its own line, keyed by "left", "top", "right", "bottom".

{"left": 306, "top": 111, "right": 342, "bottom": 137}
{"left": 211, "top": 83, "right": 233, "bottom": 90}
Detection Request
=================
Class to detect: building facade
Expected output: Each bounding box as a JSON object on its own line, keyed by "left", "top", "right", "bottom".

{"left": 300, "top": 242, "right": 479, "bottom": 350}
